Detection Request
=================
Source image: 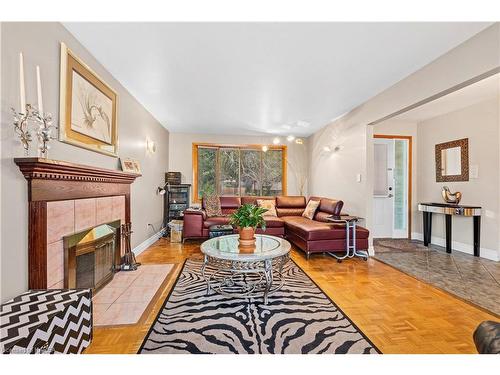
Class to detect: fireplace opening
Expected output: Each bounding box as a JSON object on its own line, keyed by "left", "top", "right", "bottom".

{"left": 64, "top": 221, "right": 121, "bottom": 291}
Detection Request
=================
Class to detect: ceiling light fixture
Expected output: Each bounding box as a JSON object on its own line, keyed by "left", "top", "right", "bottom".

{"left": 296, "top": 120, "right": 310, "bottom": 128}
{"left": 286, "top": 135, "right": 295, "bottom": 142}
{"left": 323, "top": 146, "right": 331, "bottom": 152}
{"left": 272, "top": 137, "right": 281, "bottom": 145}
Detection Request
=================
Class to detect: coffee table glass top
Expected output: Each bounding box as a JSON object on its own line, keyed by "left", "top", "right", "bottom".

{"left": 201, "top": 234, "right": 291, "bottom": 261}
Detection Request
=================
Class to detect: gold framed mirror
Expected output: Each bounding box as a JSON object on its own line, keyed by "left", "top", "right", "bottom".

{"left": 435, "top": 138, "right": 469, "bottom": 182}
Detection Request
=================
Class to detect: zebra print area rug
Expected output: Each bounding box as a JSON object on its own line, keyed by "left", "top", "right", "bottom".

{"left": 139, "top": 258, "right": 379, "bottom": 354}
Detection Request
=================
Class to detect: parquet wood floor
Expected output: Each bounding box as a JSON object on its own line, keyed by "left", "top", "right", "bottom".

{"left": 84, "top": 238, "right": 497, "bottom": 354}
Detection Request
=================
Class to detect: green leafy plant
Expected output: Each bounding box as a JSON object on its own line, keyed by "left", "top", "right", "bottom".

{"left": 229, "top": 204, "right": 267, "bottom": 230}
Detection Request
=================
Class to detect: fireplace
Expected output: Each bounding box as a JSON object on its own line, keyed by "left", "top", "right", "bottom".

{"left": 64, "top": 221, "right": 121, "bottom": 291}
{"left": 14, "top": 158, "right": 141, "bottom": 289}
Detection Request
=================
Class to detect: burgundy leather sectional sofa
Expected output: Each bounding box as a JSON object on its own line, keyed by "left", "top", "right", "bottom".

{"left": 183, "top": 195, "right": 369, "bottom": 259}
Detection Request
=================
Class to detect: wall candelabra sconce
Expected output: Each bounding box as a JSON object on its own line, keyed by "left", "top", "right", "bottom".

{"left": 11, "top": 104, "right": 57, "bottom": 158}
{"left": 12, "top": 53, "right": 57, "bottom": 158}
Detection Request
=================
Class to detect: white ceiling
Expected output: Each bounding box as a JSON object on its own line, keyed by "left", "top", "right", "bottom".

{"left": 64, "top": 22, "right": 492, "bottom": 136}
{"left": 395, "top": 73, "right": 499, "bottom": 122}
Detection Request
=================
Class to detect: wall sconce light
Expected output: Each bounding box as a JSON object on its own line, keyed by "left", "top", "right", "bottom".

{"left": 272, "top": 137, "right": 281, "bottom": 145}
{"left": 295, "top": 138, "right": 303, "bottom": 145}
{"left": 262, "top": 145, "right": 269, "bottom": 152}
{"left": 322, "top": 145, "right": 341, "bottom": 154}
{"left": 286, "top": 135, "right": 295, "bottom": 142}
{"left": 146, "top": 139, "right": 156, "bottom": 153}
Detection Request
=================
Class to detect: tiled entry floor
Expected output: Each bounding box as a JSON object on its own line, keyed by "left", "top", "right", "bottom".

{"left": 373, "top": 239, "right": 500, "bottom": 316}
{"left": 93, "top": 264, "right": 173, "bottom": 326}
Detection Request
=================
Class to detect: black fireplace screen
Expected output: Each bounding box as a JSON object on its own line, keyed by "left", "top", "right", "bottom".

{"left": 64, "top": 222, "right": 119, "bottom": 290}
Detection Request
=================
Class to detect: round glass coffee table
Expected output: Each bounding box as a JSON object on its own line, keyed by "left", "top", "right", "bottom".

{"left": 200, "top": 234, "right": 291, "bottom": 304}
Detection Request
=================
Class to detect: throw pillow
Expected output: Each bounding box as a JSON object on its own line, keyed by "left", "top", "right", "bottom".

{"left": 257, "top": 199, "right": 277, "bottom": 217}
{"left": 302, "top": 199, "right": 320, "bottom": 220}
{"left": 204, "top": 194, "right": 222, "bottom": 217}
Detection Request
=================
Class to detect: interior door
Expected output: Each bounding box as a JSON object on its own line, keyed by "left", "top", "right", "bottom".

{"left": 373, "top": 138, "right": 395, "bottom": 238}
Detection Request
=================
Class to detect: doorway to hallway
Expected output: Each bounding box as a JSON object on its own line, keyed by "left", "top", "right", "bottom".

{"left": 372, "top": 135, "right": 412, "bottom": 239}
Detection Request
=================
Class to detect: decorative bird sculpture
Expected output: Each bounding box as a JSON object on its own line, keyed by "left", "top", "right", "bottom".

{"left": 441, "top": 186, "right": 462, "bottom": 204}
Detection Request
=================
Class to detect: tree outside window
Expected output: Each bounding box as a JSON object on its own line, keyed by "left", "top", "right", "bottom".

{"left": 195, "top": 144, "right": 285, "bottom": 200}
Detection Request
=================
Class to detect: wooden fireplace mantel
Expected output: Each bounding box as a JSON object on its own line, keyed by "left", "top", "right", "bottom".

{"left": 14, "top": 158, "right": 141, "bottom": 202}
{"left": 14, "top": 157, "right": 141, "bottom": 289}
{"left": 15, "top": 157, "right": 141, "bottom": 182}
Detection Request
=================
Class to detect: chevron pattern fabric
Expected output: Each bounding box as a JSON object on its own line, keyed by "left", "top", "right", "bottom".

{"left": 1, "top": 289, "right": 93, "bottom": 354}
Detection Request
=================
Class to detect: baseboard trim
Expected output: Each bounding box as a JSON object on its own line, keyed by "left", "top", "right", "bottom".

{"left": 368, "top": 245, "right": 375, "bottom": 256}
{"left": 411, "top": 232, "right": 499, "bottom": 261}
{"left": 133, "top": 229, "right": 165, "bottom": 256}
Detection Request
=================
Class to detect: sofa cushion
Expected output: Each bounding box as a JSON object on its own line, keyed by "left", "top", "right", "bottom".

{"left": 302, "top": 200, "right": 320, "bottom": 219}
{"left": 263, "top": 216, "right": 284, "bottom": 228}
{"left": 313, "top": 211, "right": 333, "bottom": 223}
{"left": 219, "top": 196, "right": 241, "bottom": 209}
{"left": 327, "top": 223, "right": 370, "bottom": 239}
{"left": 276, "top": 196, "right": 306, "bottom": 208}
{"left": 276, "top": 208, "right": 305, "bottom": 217}
{"left": 203, "top": 194, "right": 222, "bottom": 217}
{"left": 241, "top": 196, "right": 276, "bottom": 205}
{"left": 351, "top": 225, "right": 370, "bottom": 239}
{"left": 282, "top": 216, "right": 344, "bottom": 241}
{"left": 203, "top": 216, "right": 231, "bottom": 228}
{"left": 257, "top": 199, "right": 277, "bottom": 217}
{"left": 204, "top": 216, "right": 282, "bottom": 229}
{"left": 282, "top": 216, "right": 369, "bottom": 241}
{"left": 309, "top": 197, "right": 343, "bottom": 217}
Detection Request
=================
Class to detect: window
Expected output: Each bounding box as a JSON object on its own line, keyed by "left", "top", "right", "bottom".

{"left": 197, "top": 147, "right": 217, "bottom": 197}
{"left": 193, "top": 143, "right": 287, "bottom": 201}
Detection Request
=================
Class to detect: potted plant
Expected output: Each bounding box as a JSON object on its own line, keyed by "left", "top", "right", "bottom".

{"left": 229, "top": 204, "right": 267, "bottom": 247}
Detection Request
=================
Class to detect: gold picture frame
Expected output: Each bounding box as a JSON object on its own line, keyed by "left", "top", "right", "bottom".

{"left": 435, "top": 138, "right": 469, "bottom": 182}
{"left": 59, "top": 42, "right": 118, "bottom": 157}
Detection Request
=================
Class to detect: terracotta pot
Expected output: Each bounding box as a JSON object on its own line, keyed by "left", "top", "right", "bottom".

{"left": 238, "top": 226, "right": 256, "bottom": 248}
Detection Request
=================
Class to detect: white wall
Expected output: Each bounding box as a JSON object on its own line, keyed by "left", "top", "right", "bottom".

{"left": 168, "top": 132, "right": 309, "bottom": 198}
{"left": 416, "top": 99, "right": 499, "bottom": 259}
{"left": 308, "top": 23, "right": 500, "bottom": 254}
{"left": 373, "top": 100, "right": 500, "bottom": 261}
{"left": 0, "top": 23, "right": 169, "bottom": 302}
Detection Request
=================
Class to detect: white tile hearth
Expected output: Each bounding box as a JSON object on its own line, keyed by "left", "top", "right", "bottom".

{"left": 93, "top": 264, "right": 173, "bottom": 326}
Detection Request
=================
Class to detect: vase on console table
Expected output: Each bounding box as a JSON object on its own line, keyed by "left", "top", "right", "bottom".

{"left": 441, "top": 186, "right": 462, "bottom": 204}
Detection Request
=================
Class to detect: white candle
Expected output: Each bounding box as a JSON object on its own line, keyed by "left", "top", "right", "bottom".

{"left": 19, "top": 53, "right": 26, "bottom": 110}
{"left": 36, "top": 65, "right": 44, "bottom": 114}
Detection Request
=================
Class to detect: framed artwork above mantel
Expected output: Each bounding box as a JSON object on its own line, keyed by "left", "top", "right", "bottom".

{"left": 59, "top": 42, "right": 119, "bottom": 157}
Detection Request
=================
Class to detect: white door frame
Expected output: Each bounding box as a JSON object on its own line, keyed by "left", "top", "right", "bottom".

{"left": 373, "top": 134, "right": 412, "bottom": 239}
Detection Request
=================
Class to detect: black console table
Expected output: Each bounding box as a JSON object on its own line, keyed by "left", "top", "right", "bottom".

{"left": 418, "top": 203, "right": 482, "bottom": 256}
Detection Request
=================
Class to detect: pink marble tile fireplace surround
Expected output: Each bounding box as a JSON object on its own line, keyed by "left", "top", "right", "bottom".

{"left": 93, "top": 264, "right": 174, "bottom": 326}
{"left": 46, "top": 196, "right": 126, "bottom": 289}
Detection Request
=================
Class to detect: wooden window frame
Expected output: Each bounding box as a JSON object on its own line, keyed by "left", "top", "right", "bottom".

{"left": 192, "top": 143, "right": 287, "bottom": 203}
